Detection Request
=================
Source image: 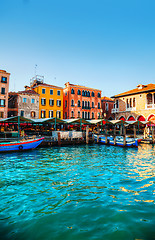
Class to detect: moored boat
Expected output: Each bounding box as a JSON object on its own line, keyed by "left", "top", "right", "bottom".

{"left": 0, "top": 137, "right": 44, "bottom": 152}
{"left": 94, "top": 135, "right": 138, "bottom": 148}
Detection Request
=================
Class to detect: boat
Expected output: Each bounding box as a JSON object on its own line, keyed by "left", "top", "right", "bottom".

{"left": 94, "top": 135, "right": 138, "bottom": 148}
{"left": 0, "top": 137, "right": 44, "bottom": 152}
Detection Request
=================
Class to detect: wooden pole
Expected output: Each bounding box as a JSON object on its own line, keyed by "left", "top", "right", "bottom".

{"left": 18, "top": 116, "right": 20, "bottom": 139}
{"left": 152, "top": 125, "right": 155, "bottom": 144}
{"left": 123, "top": 126, "right": 126, "bottom": 146}
{"left": 86, "top": 125, "right": 89, "bottom": 144}
{"left": 114, "top": 125, "right": 116, "bottom": 145}
{"left": 58, "top": 132, "right": 61, "bottom": 146}
{"left": 105, "top": 125, "right": 108, "bottom": 144}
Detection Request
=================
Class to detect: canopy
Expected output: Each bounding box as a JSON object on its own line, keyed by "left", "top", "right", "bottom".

{"left": 33, "top": 118, "right": 66, "bottom": 124}
{"left": 0, "top": 116, "right": 34, "bottom": 123}
{"left": 64, "top": 118, "right": 90, "bottom": 125}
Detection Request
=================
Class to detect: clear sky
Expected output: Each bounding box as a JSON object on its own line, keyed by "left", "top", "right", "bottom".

{"left": 1, "top": 0, "right": 155, "bottom": 97}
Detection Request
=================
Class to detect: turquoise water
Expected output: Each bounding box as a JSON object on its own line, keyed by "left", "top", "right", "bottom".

{"left": 0, "top": 144, "right": 155, "bottom": 240}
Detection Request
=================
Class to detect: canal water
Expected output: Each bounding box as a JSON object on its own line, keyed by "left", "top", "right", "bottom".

{"left": 0, "top": 144, "right": 154, "bottom": 240}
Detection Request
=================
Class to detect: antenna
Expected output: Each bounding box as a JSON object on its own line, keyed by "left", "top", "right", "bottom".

{"left": 35, "top": 64, "right": 37, "bottom": 76}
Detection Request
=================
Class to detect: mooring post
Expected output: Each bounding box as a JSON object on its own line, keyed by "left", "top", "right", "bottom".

{"left": 58, "top": 132, "right": 61, "bottom": 146}
{"left": 86, "top": 125, "right": 89, "bottom": 144}
{"left": 114, "top": 125, "right": 116, "bottom": 145}
{"left": 123, "top": 126, "right": 126, "bottom": 146}
{"left": 152, "top": 125, "right": 155, "bottom": 144}
{"left": 105, "top": 124, "right": 108, "bottom": 144}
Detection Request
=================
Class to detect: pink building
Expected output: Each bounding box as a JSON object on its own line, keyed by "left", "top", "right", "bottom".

{"left": 0, "top": 70, "right": 10, "bottom": 118}
{"left": 63, "top": 82, "right": 102, "bottom": 119}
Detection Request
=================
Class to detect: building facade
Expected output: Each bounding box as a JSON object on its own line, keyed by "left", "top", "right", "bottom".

{"left": 112, "top": 84, "right": 155, "bottom": 122}
{"left": 0, "top": 70, "right": 10, "bottom": 119}
{"left": 29, "top": 76, "right": 63, "bottom": 119}
{"left": 101, "top": 96, "right": 114, "bottom": 120}
{"left": 63, "top": 82, "right": 102, "bottom": 119}
{"left": 8, "top": 90, "right": 40, "bottom": 119}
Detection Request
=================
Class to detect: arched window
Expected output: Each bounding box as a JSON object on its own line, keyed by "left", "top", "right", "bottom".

{"left": 87, "top": 91, "right": 90, "bottom": 97}
{"left": 92, "top": 102, "right": 94, "bottom": 108}
{"left": 130, "top": 98, "right": 132, "bottom": 108}
{"left": 126, "top": 99, "right": 129, "bottom": 109}
{"left": 78, "top": 111, "right": 80, "bottom": 118}
{"left": 85, "top": 101, "right": 87, "bottom": 108}
{"left": 82, "top": 101, "right": 84, "bottom": 108}
{"left": 116, "top": 99, "right": 119, "bottom": 108}
{"left": 98, "top": 102, "right": 100, "bottom": 109}
{"left": 77, "top": 89, "right": 81, "bottom": 95}
{"left": 85, "top": 112, "right": 87, "bottom": 119}
{"left": 82, "top": 90, "right": 85, "bottom": 96}
{"left": 88, "top": 112, "right": 90, "bottom": 119}
{"left": 71, "top": 99, "right": 74, "bottom": 106}
{"left": 85, "top": 91, "right": 87, "bottom": 96}
{"left": 71, "top": 88, "right": 75, "bottom": 94}
{"left": 82, "top": 112, "right": 84, "bottom": 119}
{"left": 133, "top": 98, "right": 136, "bottom": 107}
{"left": 88, "top": 101, "right": 90, "bottom": 108}
{"left": 92, "top": 91, "right": 94, "bottom": 97}
{"left": 71, "top": 111, "right": 74, "bottom": 118}
{"left": 78, "top": 100, "right": 81, "bottom": 107}
{"left": 92, "top": 112, "right": 94, "bottom": 119}
{"left": 98, "top": 92, "right": 101, "bottom": 98}
{"left": 31, "top": 111, "right": 35, "bottom": 118}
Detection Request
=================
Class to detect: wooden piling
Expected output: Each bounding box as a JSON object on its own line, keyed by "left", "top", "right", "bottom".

{"left": 58, "top": 132, "right": 61, "bottom": 146}
{"left": 86, "top": 126, "right": 89, "bottom": 144}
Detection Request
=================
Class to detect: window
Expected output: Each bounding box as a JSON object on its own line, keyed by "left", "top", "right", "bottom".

{"left": 65, "top": 100, "right": 67, "bottom": 108}
{"left": 126, "top": 99, "right": 129, "bottom": 108}
{"left": 98, "top": 102, "right": 100, "bottom": 109}
{"left": 82, "top": 112, "right": 84, "bottom": 119}
{"left": 57, "top": 100, "right": 61, "bottom": 107}
{"left": 98, "top": 92, "right": 101, "bottom": 98}
{"left": 1, "top": 88, "right": 5, "bottom": 94}
{"left": 92, "top": 112, "right": 94, "bottom": 119}
{"left": 65, "top": 91, "right": 67, "bottom": 96}
{"left": 85, "top": 101, "right": 87, "bottom": 108}
{"left": 71, "top": 99, "right": 74, "bottom": 107}
{"left": 98, "top": 112, "right": 100, "bottom": 119}
{"left": 78, "top": 89, "right": 81, "bottom": 95}
{"left": 57, "top": 90, "right": 60, "bottom": 96}
{"left": 49, "top": 110, "right": 53, "bottom": 118}
{"left": 106, "top": 102, "right": 109, "bottom": 111}
{"left": 147, "top": 93, "right": 152, "bottom": 105}
{"left": 87, "top": 91, "right": 90, "bottom": 97}
{"left": 82, "top": 101, "right": 84, "bottom": 108}
{"left": 1, "top": 77, "right": 7, "bottom": 83}
{"left": 88, "top": 112, "right": 90, "bottom": 119}
{"left": 82, "top": 90, "right": 85, "bottom": 96}
{"left": 92, "top": 102, "right": 94, "bottom": 108}
{"left": 92, "top": 91, "right": 94, "bottom": 97}
{"left": 41, "top": 98, "right": 46, "bottom": 106}
{"left": 31, "top": 98, "right": 35, "bottom": 104}
{"left": 85, "top": 91, "right": 87, "bottom": 96}
{"left": 21, "top": 110, "right": 24, "bottom": 117}
{"left": 130, "top": 98, "right": 132, "bottom": 108}
{"left": 116, "top": 99, "right": 119, "bottom": 108}
{"left": 57, "top": 111, "right": 61, "bottom": 118}
{"left": 65, "top": 112, "right": 67, "bottom": 119}
{"left": 50, "top": 89, "right": 53, "bottom": 95}
{"left": 42, "top": 88, "right": 46, "bottom": 94}
{"left": 71, "top": 88, "right": 75, "bottom": 94}
{"left": 78, "top": 111, "right": 80, "bottom": 118}
{"left": 85, "top": 112, "right": 87, "bottom": 119}
{"left": 71, "top": 111, "right": 74, "bottom": 118}
{"left": 41, "top": 110, "right": 46, "bottom": 118}
{"left": 49, "top": 99, "right": 54, "bottom": 106}
{"left": 88, "top": 101, "right": 90, "bottom": 109}
{"left": 0, "top": 112, "right": 4, "bottom": 118}
{"left": 78, "top": 100, "right": 81, "bottom": 107}
{"left": 0, "top": 99, "right": 5, "bottom": 107}
{"left": 133, "top": 98, "right": 136, "bottom": 107}
{"left": 23, "top": 98, "right": 27, "bottom": 103}
{"left": 31, "top": 111, "right": 36, "bottom": 118}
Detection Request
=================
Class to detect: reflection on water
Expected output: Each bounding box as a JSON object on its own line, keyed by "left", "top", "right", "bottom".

{"left": 0, "top": 144, "right": 155, "bottom": 240}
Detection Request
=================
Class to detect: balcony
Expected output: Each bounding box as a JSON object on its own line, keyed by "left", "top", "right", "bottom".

{"left": 111, "top": 108, "right": 119, "bottom": 113}
{"left": 145, "top": 104, "right": 155, "bottom": 109}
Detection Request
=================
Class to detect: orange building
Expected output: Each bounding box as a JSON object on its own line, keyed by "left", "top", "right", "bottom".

{"left": 63, "top": 82, "right": 102, "bottom": 119}
{"left": 112, "top": 83, "right": 155, "bottom": 122}
{"left": 0, "top": 70, "right": 10, "bottom": 119}
{"left": 28, "top": 76, "right": 63, "bottom": 119}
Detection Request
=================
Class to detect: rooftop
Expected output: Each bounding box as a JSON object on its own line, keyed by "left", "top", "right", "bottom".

{"left": 112, "top": 83, "right": 155, "bottom": 98}
{"left": 64, "top": 82, "right": 101, "bottom": 91}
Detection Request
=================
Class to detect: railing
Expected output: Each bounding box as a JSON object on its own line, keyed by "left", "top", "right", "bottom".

{"left": 111, "top": 108, "right": 119, "bottom": 113}
{"left": 145, "top": 104, "right": 155, "bottom": 109}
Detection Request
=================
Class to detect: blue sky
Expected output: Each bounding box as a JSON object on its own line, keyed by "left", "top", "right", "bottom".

{"left": 1, "top": 0, "right": 155, "bottom": 97}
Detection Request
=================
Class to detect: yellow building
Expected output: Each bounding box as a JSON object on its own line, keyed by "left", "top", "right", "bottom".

{"left": 29, "top": 76, "right": 63, "bottom": 119}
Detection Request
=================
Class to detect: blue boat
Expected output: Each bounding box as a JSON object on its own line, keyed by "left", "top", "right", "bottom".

{"left": 94, "top": 135, "right": 138, "bottom": 148}
{"left": 0, "top": 137, "right": 44, "bottom": 152}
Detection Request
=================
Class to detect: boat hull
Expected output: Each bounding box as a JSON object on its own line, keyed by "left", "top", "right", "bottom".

{"left": 0, "top": 137, "right": 44, "bottom": 152}
{"left": 94, "top": 135, "right": 138, "bottom": 148}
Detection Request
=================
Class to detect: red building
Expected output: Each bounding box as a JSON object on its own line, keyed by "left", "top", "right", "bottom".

{"left": 101, "top": 96, "right": 114, "bottom": 120}
{"left": 63, "top": 82, "right": 102, "bottom": 119}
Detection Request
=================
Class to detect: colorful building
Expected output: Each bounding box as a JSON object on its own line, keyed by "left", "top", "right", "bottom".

{"left": 112, "top": 83, "right": 155, "bottom": 122}
{"left": 28, "top": 76, "right": 63, "bottom": 119}
{"left": 101, "top": 96, "right": 114, "bottom": 120}
{"left": 0, "top": 69, "right": 10, "bottom": 119}
{"left": 8, "top": 90, "right": 39, "bottom": 119}
{"left": 63, "top": 82, "right": 102, "bottom": 119}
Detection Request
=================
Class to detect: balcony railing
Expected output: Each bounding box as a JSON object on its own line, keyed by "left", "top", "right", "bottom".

{"left": 111, "top": 108, "right": 119, "bottom": 113}
{"left": 145, "top": 104, "right": 155, "bottom": 109}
